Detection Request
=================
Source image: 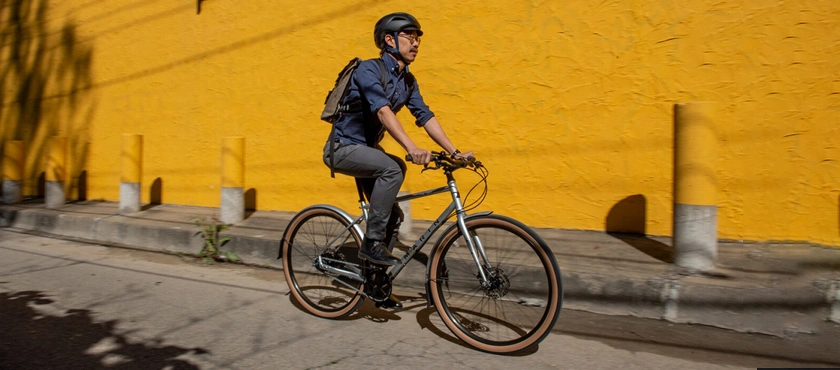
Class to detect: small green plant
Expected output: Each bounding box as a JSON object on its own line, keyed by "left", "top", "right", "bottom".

{"left": 193, "top": 216, "right": 239, "bottom": 263}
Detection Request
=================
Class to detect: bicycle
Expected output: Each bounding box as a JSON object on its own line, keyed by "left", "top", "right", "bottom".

{"left": 279, "top": 151, "right": 563, "bottom": 354}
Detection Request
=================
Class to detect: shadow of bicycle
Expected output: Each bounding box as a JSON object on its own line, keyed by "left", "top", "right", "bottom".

{"left": 414, "top": 306, "right": 539, "bottom": 356}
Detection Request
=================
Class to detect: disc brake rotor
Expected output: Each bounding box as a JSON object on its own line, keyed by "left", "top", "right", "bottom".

{"left": 482, "top": 267, "right": 510, "bottom": 299}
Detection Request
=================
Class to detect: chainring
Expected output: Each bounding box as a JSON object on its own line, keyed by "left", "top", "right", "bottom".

{"left": 363, "top": 266, "right": 393, "bottom": 302}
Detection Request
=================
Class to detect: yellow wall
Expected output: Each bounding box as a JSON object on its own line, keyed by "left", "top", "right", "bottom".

{"left": 2, "top": 0, "right": 838, "bottom": 246}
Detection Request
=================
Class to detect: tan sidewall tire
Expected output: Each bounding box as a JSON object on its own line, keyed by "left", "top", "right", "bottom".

{"left": 282, "top": 207, "right": 364, "bottom": 319}
{"left": 429, "top": 217, "right": 561, "bottom": 353}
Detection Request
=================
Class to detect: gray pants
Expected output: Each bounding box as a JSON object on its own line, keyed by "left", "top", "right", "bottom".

{"left": 323, "top": 141, "right": 406, "bottom": 242}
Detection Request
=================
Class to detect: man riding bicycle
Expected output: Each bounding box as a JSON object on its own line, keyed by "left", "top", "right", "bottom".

{"left": 322, "top": 12, "right": 473, "bottom": 289}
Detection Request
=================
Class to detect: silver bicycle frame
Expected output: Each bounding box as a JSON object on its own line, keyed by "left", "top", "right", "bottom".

{"left": 360, "top": 178, "right": 492, "bottom": 282}
{"left": 311, "top": 171, "right": 493, "bottom": 292}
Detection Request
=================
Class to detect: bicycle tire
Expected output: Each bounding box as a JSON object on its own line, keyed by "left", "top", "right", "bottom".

{"left": 428, "top": 215, "right": 563, "bottom": 353}
{"left": 281, "top": 206, "right": 365, "bottom": 319}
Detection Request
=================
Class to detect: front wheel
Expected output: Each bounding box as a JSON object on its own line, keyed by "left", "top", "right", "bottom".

{"left": 281, "top": 206, "right": 365, "bottom": 319}
{"left": 428, "top": 215, "right": 563, "bottom": 354}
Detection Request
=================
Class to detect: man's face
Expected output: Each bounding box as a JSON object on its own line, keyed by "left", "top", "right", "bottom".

{"left": 393, "top": 30, "right": 420, "bottom": 63}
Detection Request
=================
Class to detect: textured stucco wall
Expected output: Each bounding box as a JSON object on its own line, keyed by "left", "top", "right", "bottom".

{"left": 2, "top": 0, "right": 839, "bottom": 245}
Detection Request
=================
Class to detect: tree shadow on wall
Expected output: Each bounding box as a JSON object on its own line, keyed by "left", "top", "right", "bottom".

{"left": 0, "top": 290, "right": 208, "bottom": 369}
{"left": 605, "top": 195, "right": 673, "bottom": 263}
{"left": 0, "top": 0, "right": 95, "bottom": 201}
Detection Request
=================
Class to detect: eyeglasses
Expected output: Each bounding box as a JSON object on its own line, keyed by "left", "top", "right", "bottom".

{"left": 399, "top": 32, "right": 421, "bottom": 44}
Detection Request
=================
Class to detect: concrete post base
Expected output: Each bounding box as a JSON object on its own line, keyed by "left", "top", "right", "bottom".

{"left": 673, "top": 203, "right": 717, "bottom": 271}
{"left": 120, "top": 182, "right": 141, "bottom": 214}
{"left": 2, "top": 180, "right": 22, "bottom": 204}
{"left": 45, "top": 181, "right": 65, "bottom": 209}
{"left": 221, "top": 186, "right": 244, "bottom": 224}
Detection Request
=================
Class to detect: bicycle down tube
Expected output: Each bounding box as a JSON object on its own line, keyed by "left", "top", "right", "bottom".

{"left": 312, "top": 165, "right": 491, "bottom": 294}
{"left": 359, "top": 179, "right": 490, "bottom": 282}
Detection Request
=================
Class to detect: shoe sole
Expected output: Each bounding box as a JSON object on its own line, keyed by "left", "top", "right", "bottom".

{"left": 375, "top": 302, "right": 403, "bottom": 310}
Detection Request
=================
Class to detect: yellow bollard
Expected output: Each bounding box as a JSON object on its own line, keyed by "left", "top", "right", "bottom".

{"left": 45, "top": 136, "right": 67, "bottom": 208}
{"left": 221, "top": 137, "right": 245, "bottom": 224}
{"left": 673, "top": 102, "right": 718, "bottom": 271}
{"left": 674, "top": 103, "right": 717, "bottom": 207}
{"left": 120, "top": 134, "right": 144, "bottom": 214}
{"left": 221, "top": 137, "right": 244, "bottom": 188}
{"left": 2, "top": 141, "right": 25, "bottom": 204}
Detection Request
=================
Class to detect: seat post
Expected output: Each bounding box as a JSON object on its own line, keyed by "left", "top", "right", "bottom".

{"left": 354, "top": 178, "right": 367, "bottom": 204}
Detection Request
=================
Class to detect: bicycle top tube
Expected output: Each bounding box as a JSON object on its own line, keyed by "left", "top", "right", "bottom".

{"left": 359, "top": 150, "right": 486, "bottom": 210}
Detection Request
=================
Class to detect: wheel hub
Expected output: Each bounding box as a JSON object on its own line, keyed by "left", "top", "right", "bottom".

{"left": 314, "top": 250, "right": 345, "bottom": 273}
{"left": 482, "top": 267, "right": 510, "bottom": 299}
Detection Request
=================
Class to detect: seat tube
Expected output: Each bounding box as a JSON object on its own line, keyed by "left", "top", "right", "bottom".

{"left": 448, "top": 179, "right": 489, "bottom": 282}
{"left": 359, "top": 200, "right": 369, "bottom": 222}
{"left": 320, "top": 214, "right": 364, "bottom": 256}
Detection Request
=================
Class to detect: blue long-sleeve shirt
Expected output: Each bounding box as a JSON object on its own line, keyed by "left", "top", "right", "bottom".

{"left": 329, "top": 55, "right": 435, "bottom": 147}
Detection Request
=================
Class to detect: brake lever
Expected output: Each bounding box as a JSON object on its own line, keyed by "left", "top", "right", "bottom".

{"left": 421, "top": 162, "right": 442, "bottom": 173}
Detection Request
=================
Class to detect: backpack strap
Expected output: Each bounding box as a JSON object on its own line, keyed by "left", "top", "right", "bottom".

{"left": 328, "top": 124, "right": 337, "bottom": 178}
{"left": 375, "top": 58, "right": 388, "bottom": 90}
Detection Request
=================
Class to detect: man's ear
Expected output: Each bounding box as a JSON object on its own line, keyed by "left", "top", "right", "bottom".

{"left": 384, "top": 34, "right": 396, "bottom": 48}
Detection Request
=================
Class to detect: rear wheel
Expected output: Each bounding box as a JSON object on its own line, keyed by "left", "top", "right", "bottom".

{"left": 428, "top": 215, "right": 562, "bottom": 353}
{"left": 281, "top": 206, "right": 364, "bottom": 318}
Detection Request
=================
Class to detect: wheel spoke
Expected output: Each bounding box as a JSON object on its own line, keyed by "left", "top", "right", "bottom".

{"left": 430, "top": 216, "right": 562, "bottom": 353}
{"left": 282, "top": 208, "right": 364, "bottom": 319}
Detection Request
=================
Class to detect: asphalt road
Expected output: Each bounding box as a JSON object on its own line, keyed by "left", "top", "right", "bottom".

{"left": 1, "top": 229, "right": 838, "bottom": 370}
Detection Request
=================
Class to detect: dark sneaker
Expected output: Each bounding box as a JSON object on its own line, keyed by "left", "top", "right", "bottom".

{"left": 358, "top": 239, "right": 400, "bottom": 266}
{"left": 375, "top": 294, "right": 403, "bottom": 310}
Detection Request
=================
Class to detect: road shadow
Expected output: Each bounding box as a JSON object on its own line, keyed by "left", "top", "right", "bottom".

{"left": 414, "top": 306, "right": 538, "bottom": 356}
{"left": 606, "top": 194, "right": 673, "bottom": 263}
{"left": 0, "top": 290, "right": 209, "bottom": 369}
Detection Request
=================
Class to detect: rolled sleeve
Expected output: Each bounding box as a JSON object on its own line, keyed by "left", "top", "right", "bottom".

{"left": 354, "top": 61, "right": 390, "bottom": 114}
{"left": 406, "top": 79, "right": 435, "bottom": 127}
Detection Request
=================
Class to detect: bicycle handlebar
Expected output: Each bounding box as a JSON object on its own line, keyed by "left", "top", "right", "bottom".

{"left": 405, "top": 151, "right": 480, "bottom": 170}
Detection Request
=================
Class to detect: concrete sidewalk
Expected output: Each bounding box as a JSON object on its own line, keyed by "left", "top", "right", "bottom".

{"left": 2, "top": 199, "right": 839, "bottom": 337}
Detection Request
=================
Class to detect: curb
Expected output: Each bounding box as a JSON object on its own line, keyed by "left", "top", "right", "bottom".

{"left": 2, "top": 202, "right": 838, "bottom": 337}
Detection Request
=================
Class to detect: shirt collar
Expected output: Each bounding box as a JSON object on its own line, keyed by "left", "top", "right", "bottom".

{"left": 382, "top": 53, "right": 408, "bottom": 75}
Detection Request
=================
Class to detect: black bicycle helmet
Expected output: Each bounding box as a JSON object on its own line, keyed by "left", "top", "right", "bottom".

{"left": 373, "top": 12, "right": 423, "bottom": 51}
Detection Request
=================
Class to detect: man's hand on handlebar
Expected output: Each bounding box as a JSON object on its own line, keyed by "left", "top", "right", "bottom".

{"left": 407, "top": 147, "right": 431, "bottom": 165}
{"left": 405, "top": 150, "right": 479, "bottom": 169}
{"left": 454, "top": 151, "right": 474, "bottom": 161}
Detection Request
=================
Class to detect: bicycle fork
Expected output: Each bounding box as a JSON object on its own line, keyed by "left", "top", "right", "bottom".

{"left": 448, "top": 179, "right": 494, "bottom": 285}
